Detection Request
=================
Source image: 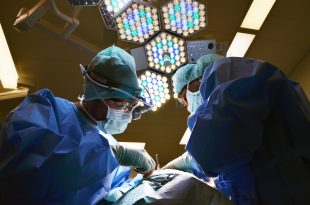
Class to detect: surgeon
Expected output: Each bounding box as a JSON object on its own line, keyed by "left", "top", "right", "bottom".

{"left": 163, "top": 54, "right": 310, "bottom": 205}
{"left": 0, "top": 45, "right": 156, "bottom": 205}
{"left": 162, "top": 54, "right": 225, "bottom": 179}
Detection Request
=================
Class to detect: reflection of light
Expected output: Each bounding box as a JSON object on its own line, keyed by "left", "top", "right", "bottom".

{"left": 67, "top": 0, "right": 100, "bottom": 6}
{"left": 226, "top": 32, "right": 255, "bottom": 57}
{"left": 119, "top": 142, "right": 146, "bottom": 149}
{"left": 116, "top": 2, "right": 160, "bottom": 44}
{"left": 0, "top": 88, "right": 29, "bottom": 100}
{"left": 161, "top": 0, "right": 207, "bottom": 37}
{"left": 145, "top": 32, "right": 187, "bottom": 73}
{"left": 99, "top": 131, "right": 146, "bottom": 149}
{"left": 241, "top": 0, "right": 276, "bottom": 30}
{"left": 0, "top": 23, "right": 18, "bottom": 89}
{"left": 179, "top": 128, "right": 191, "bottom": 145}
{"left": 139, "top": 70, "right": 171, "bottom": 111}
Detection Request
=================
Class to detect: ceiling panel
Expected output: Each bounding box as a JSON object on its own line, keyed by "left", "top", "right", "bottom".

{"left": 246, "top": 0, "right": 310, "bottom": 74}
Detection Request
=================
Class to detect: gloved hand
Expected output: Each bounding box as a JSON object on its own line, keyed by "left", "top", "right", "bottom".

{"left": 162, "top": 152, "right": 192, "bottom": 172}
{"left": 161, "top": 152, "right": 200, "bottom": 173}
{"left": 162, "top": 152, "right": 210, "bottom": 181}
{"left": 111, "top": 144, "right": 156, "bottom": 174}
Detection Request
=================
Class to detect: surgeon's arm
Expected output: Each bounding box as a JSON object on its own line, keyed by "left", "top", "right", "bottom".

{"left": 111, "top": 144, "right": 156, "bottom": 174}
{"left": 162, "top": 152, "right": 199, "bottom": 172}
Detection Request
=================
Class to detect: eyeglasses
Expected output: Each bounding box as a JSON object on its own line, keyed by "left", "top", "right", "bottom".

{"left": 107, "top": 98, "right": 139, "bottom": 111}
{"left": 80, "top": 64, "right": 153, "bottom": 108}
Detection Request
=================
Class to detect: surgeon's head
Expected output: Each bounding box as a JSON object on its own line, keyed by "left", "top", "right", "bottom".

{"left": 80, "top": 45, "right": 145, "bottom": 135}
{"left": 172, "top": 54, "right": 224, "bottom": 113}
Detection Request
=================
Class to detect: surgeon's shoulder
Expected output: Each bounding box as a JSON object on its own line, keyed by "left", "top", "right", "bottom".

{"left": 12, "top": 88, "right": 64, "bottom": 113}
{"left": 20, "top": 88, "right": 56, "bottom": 107}
{"left": 29, "top": 89, "right": 74, "bottom": 110}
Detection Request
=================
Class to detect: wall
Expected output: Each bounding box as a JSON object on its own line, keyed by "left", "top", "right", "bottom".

{"left": 289, "top": 52, "right": 310, "bottom": 98}
{"left": 0, "top": 97, "right": 24, "bottom": 122}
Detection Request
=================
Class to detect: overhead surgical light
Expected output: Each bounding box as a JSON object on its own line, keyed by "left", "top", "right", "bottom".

{"left": 99, "top": 0, "right": 133, "bottom": 29}
{"left": 116, "top": 2, "right": 160, "bottom": 44}
{"left": 100, "top": 0, "right": 132, "bottom": 16}
{"left": 67, "top": 0, "right": 100, "bottom": 6}
{"left": 241, "top": 0, "right": 276, "bottom": 30}
{"left": 98, "top": 4, "right": 116, "bottom": 29}
{"left": 138, "top": 70, "right": 171, "bottom": 111}
{"left": 226, "top": 32, "right": 255, "bottom": 57}
{"left": 161, "top": 0, "right": 207, "bottom": 37}
{"left": 145, "top": 32, "right": 187, "bottom": 74}
{"left": 0, "top": 23, "right": 19, "bottom": 89}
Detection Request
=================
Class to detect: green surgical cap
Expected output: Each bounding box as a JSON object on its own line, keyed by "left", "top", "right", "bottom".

{"left": 172, "top": 64, "right": 196, "bottom": 95}
{"left": 195, "top": 54, "right": 225, "bottom": 73}
{"left": 172, "top": 54, "right": 225, "bottom": 95}
{"left": 83, "top": 45, "right": 142, "bottom": 100}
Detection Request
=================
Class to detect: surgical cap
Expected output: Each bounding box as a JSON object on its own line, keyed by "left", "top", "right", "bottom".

{"left": 195, "top": 54, "right": 225, "bottom": 75}
{"left": 172, "top": 64, "right": 196, "bottom": 95}
{"left": 83, "top": 45, "right": 142, "bottom": 100}
{"left": 172, "top": 54, "right": 225, "bottom": 95}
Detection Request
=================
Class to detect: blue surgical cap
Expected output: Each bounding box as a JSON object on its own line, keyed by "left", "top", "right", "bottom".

{"left": 83, "top": 45, "right": 142, "bottom": 101}
{"left": 172, "top": 54, "right": 225, "bottom": 95}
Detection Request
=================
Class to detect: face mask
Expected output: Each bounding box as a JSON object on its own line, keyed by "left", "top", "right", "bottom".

{"left": 79, "top": 101, "right": 132, "bottom": 135}
{"left": 186, "top": 89, "right": 202, "bottom": 113}
{"left": 101, "top": 100, "right": 133, "bottom": 135}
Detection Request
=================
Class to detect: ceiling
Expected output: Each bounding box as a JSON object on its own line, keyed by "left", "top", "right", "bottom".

{"left": 0, "top": 0, "right": 309, "bottom": 165}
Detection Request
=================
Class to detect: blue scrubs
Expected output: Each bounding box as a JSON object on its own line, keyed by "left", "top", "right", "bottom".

{"left": 186, "top": 57, "right": 310, "bottom": 205}
{"left": 0, "top": 89, "right": 121, "bottom": 205}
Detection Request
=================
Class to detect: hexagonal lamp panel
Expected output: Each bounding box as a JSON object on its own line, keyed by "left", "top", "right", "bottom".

{"left": 145, "top": 32, "right": 187, "bottom": 74}
{"left": 161, "top": 0, "right": 207, "bottom": 37}
{"left": 138, "top": 70, "right": 171, "bottom": 111}
{"left": 116, "top": 2, "right": 160, "bottom": 44}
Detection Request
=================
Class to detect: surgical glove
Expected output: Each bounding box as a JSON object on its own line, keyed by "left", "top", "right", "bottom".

{"left": 111, "top": 144, "right": 156, "bottom": 174}
{"left": 162, "top": 152, "right": 199, "bottom": 173}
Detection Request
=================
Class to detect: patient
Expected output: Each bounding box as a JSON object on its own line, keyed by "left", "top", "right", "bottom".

{"left": 99, "top": 169, "right": 234, "bottom": 205}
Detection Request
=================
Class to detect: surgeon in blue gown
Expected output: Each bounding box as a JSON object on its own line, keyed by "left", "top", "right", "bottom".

{"left": 163, "top": 55, "right": 310, "bottom": 205}
{"left": 0, "top": 46, "right": 156, "bottom": 205}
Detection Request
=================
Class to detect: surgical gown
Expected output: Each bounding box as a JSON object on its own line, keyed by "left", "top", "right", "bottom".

{"left": 0, "top": 89, "right": 124, "bottom": 205}
{"left": 187, "top": 57, "right": 310, "bottom": 205}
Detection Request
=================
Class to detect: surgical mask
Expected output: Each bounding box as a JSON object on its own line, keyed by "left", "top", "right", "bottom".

{"left": 186, "top": 89, "right": 202, "bottom": 113}
{"left": 79, "top": 101, "right": 132, "bottom": 135}
{"left": 101, "top": 100, "right": 133, "bottom": 135}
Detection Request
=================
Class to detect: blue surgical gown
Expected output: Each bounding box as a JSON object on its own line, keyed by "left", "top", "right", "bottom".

{"left": 186, "top": 57, "right": 310, "bottom": 205}
{"left": 0, "top": 89, "right": 124, "bottom": 205}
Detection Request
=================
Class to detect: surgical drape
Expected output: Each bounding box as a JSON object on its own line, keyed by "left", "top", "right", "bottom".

{"left": 0, "top": 89, "right": 120, "bottom": 205}
{"left": 186, "top": 57, "right": 310, "bottom": 204}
